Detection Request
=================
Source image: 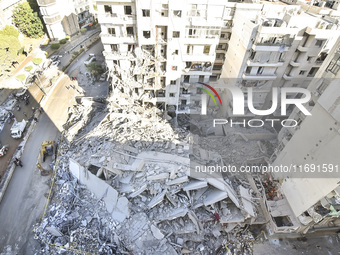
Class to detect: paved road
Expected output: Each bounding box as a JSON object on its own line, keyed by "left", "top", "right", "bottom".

{"left": 0, "top": 113, "right": 59, "bottom": 254}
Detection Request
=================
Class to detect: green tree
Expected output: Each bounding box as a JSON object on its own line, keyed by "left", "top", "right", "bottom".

{"left": 86, "top": 62, "right": 104, "bottom": 77}
{"left": 12, "top": 2, "right": 44, "bottom": 38}
{"left": 0, "top": 26, "right": 21, "bottom": 78}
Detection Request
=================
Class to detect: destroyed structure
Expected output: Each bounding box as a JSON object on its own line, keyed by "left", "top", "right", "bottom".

{"left": 32, "top": 0, "right": 340, "bottom": 254}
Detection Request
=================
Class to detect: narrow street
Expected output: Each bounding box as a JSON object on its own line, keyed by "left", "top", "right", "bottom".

{"left": 0, "top": 113, "right": 59, "bottom": 254}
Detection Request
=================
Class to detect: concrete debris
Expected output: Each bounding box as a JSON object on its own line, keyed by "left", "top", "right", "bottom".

{"left": 32, "top": 47, "right": 272, "bottom": 254}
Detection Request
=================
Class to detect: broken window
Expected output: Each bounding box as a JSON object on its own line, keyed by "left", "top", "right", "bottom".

{"left": 126, "top": 27, "right": 134, "bottom": 36}
{"left": 326, "top": 53, "right": 340, "bottom": 74}
{"left": 182, "top": 88, "right": 189, "bottom": 94}
{"left": 156, "top": 90, "right": 165, "bottom": 97}
{"left": 110, "top": 44, "right": 118, "bottom": 51}
{"left": 170, "top": 80, "right": 176, "bottom": 85}
{"left": 307, "top": 56, "right": 313, "bottom": 62}
{"left": 299, "top": 70, "right": 306, "bottom": 75}
{"left": 203, "top": 45, "right": 210, "bottom": 54}
{"left": 169, "top": 93, "right": 175, "bottom": 97}
{"left": 124, "top": 5, "right": 132, "bottom": 15}
{"left": 172, "top": 66, "right": 178, "bottom": 71}
{"left": 315, "top": 39, "right": 324, "bottom": 47}
{"left": 108, "top": 27, "right": 115, "bottom": 35}
{"left": 173, "top": 10, "right": 181, "bottom": 17}
{"left": 257, "top": 67, "right": 264, "bottom": 75}
{"left": 209, "top": 75, "right": 218, "bottom": 81}
{"left": 104, "top": 5, "right": 112, "bottom": 14}
{"left": 308, "top": 67, "right": 319, "bottom": 77}
{"left": 213, "top": 64, "right": 222, "bottom": 71}
{"left": 173, "top": 31, "right": 180, "bottom": 38}
{"left": 143, "top": 31, "right": 151, "bottom": 39}
{"left": 183, "top": 75, "right": 190, "bottom": 83}
{"left": 142, "top": 9, "right": 150, "bottom": 17}
{"left": 181, "top": 100, "right": 187, "bottom": 105}
{"left": 128, "top": 44, "right": 135, "bottom": 51}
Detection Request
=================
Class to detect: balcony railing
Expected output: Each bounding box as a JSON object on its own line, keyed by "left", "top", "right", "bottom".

{"left": 37, "top": 0, "right": 56, "bottom": 6}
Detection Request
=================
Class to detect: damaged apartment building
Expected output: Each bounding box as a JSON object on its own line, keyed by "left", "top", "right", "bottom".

{"left": 37, "top": 0, "right": 96, "bottom": 40}
{"left": 32, "top": 1, "right": 340, "bottom": 254}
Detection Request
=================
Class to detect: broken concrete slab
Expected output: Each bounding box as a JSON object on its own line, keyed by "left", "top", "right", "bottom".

{"left": 150, "top": 225, "right": 164, "bottom": 240}
{"left": 239, "top": 185, "right": 255, "bottom": 217}
{"left": 148, "top": 190, "right": 167, "bottom": 208}
{"left": 203, "top": 188, "right": 229, "bottom": 206}
{"left": 183, "top": 180, "right": 208, "bottom": 191}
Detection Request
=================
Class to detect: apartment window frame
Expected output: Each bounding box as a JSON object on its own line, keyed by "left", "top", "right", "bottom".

{"left": 108, "top": 27, "right": 115, "bottom": 35}
{"left": 326, "top": 55, "right": 340, "bottom": 74}
{"left": 169, "top": 93, "right": 175, "bottom": 97}
{"left": 124, "top": 5, "right": 132, "bottom": 15}
{"left": 104, "top": 5, "right": 112, "bottom": 14}
{"left": 171, "top": 66, "right": 178, "bottom": 71}
{"left": 142, "top": 9, "right": 150, "bottom": 17}
{"left": 203, "top": 45, "right": 211, "bottom": 54}
{"left": 111, "top": 44, "right": 118, "bottom": 51}
{"left": 315, "top": 39, "right": 324, "bottom": 47}
{"left": 126, "top": 27, "right": 134, "bottom": 37}
{"left": 173, "top": 10, "right": 182, "bottom": 17}
{"left": 173, "top": 31, "right": 180, "bottom": 38}
{"left": 299, "top": 70, "right": 306, "bottom": 75}
{"left": 143, "top": 31, "right": 151, "bottom": 39}
{"left": 170, "top": 80, "right": 176, "bottom": 85}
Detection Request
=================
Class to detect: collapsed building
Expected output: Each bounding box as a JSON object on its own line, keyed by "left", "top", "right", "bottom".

{"left": 32, "top": 1, "right": 340, "bottom": 254}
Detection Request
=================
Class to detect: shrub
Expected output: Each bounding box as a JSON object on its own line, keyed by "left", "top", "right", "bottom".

{"left": 25, "top": 66, "right": 33, "bottom": 72}
{"left": 16, "top": 74, "right": 26, "bottom": 81}
{"left": 32, "top": 58, "right": 42, "bottom": 65}
{"left": 80, "top": 28, "right": 87, "bottom": 34}
{"left": 72, "top": 50, "right": 79, "bottom": 56}
{"left": 59, "top": 38, "right": 67, "bottom": 44}
{"left": 18, "top": 47, "right": 25, "bottom": 55}
{"left": 51, "top": 43, "right": 60, "bottom": 50}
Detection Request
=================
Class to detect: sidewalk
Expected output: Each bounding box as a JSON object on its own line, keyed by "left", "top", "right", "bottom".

{"left": 51, "top": 26, "right": 100, "bottom": 57}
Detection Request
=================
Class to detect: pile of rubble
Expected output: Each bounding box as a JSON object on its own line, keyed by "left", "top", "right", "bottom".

{"left": 32, "top": 46, "right": 274, "bottom": 254}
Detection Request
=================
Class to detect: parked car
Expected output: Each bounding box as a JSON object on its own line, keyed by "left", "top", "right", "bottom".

{"left": 52, "top": 60, "right": 61, "bottom": 66}
{"left": 84, "top": 54, "right": 96, "bottom": 65}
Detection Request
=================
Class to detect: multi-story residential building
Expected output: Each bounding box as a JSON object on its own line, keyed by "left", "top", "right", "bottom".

{"left": 265, "top": 38, "right": 340, "bottom": 234}
{"left": 37, "top": 0, "right": 95, "bottom": 40}
{"left": 218, "top": 3, "right": 340, "bottom": 118}
{"left": 97, "top": 0, "right": 236, "bottom": 116}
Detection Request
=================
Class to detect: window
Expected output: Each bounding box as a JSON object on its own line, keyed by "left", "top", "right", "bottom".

{"left": 209, "top": 76, "right": 218, "bottom": 82}
{"left": 203, "top": 45, "right": 210, "bottom": 54}
{"left": 327, "top": 55, "right": 340, "bottom": 74}
{"left": 170, "top": 80, "right": 176, "bottom": 85}
{"left": 197, "top": 88, "right": 202, "bottom": 94}
{"left": 315, "top": 40, "right": 324, "bottom": 47}
{"left": 173, "top": 50, "right": 178, "bottom": 55}
{"left": 220, "top": 33, "right": 226, "bottom": 38}
{"left": 257, "top": 67, "right": 264, "bottom": 75}
{"left": 108, "top": 28, "right": 115, "bottom": 35}
{"left": 172, "top": 66, "right": 178, "bottom": 71}
{"left": 185, "top": 62, "right": 192, "bottom": 68}
{"left": 173, "top": 31, "right": 180, "bottom": 38}
{"left": 213, "top": 64, "right": 222, "bottom": 71}
{"left": 142, "top": 9, "right": 150, "bottom": 17}
{"left": 199, "top": 75, "right": 204, "bottom": 82}
{"left": 124, "top": 5, "right": 132, "bottom": 15}
{"left": 104, "top": 5, "right": 112, "bottom": 14}
{"left": 173, "top": 10, "right": 181, "bottom": 17}
{"left": 128, "top": 44, "right": 135, "bottom": 51}
{"left": 170, "top": 93, "right": 175, "bottom": 97}
{"left": 307, "top": 56, "right": 312, "bottom": 62}
{"left": 126, "top": 27, "right": 134, "bottom": 35}
{"left": 111, "top": 44, "right": 118, "bottom": 51}
{"left": 143, "top": 31, "right": 151, "bottom": 38}
{"left": 299, "top": 70, "right": 305, "bottom": 75}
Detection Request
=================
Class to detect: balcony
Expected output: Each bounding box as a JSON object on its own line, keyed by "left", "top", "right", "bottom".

{"left": 289, "top": 60, "right": 300, "bottom": 67}
{"left": 283, "top": 73, "right": 293, "bottom": 80}
{"left": 37, "top": 0, "right": 56, "bottom": 6}
{"left": 252, "top": 44, "right": 289, "bottom": 52}
{"left": 43, "top": 15, "right": 61, "bottom": 24}
{"left": 242, "top": 73, "right": 277, "bottom": 80}
{"left": 247, "top": 60, "right": 284, "bottom": 67}
{"left": 297, "top": 45, "right": 308, "bottom": 52}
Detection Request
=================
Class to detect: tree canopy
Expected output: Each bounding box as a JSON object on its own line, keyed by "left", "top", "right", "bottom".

{"left": 0, "top": 26, "right": 21, "bottom": 78}
{"left": 86, "top": 62, "right": 104, "bottom": 77}
{"left": 12, "top": 2, "right": 44, "bottom": 38}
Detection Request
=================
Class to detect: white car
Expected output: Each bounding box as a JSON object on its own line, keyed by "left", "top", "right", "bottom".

{"left": 52, "top": 60, "right": 61, "bottom": 66}
{"left": 51, "top": 55, "right": 58, "bottom": 61}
